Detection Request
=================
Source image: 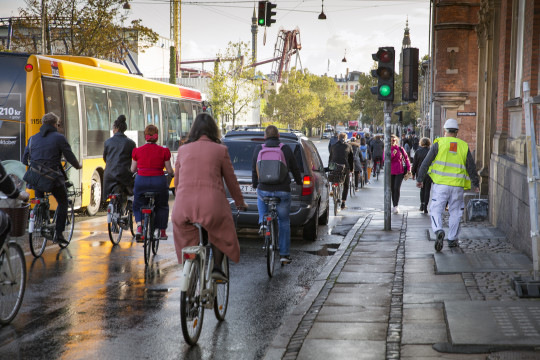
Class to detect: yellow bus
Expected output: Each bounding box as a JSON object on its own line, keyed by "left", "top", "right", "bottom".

{"left": 0, "top": 52, "right": 204, "bottom": 215}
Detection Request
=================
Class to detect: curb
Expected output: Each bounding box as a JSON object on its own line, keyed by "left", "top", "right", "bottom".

{"left": 263, "top": 215, "right": 367, "bottom": 360}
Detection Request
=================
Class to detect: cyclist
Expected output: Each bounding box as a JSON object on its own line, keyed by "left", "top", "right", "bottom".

{"left": 103, "top": 115, "right": 136, "bottom": 197}
{"left": 22, "top": 112, "right": 82, "bottom": 246}
{"left": 329, "top": 132, "right": 354, "bottom": 209}
{"left": 349, "top": 138, "right": 363, "bottom": 190}
{"left": 252, "top": 125, "right": 302, "bottom": 265}
{"left": 131, "top": 125, "right": 173, "bottom": 241}
{"left": 172, "top": 113, "right": 247, "bottom": 281}
{"left": 359, "top": 137, "right": 371, "bottom": 185}
{"left": 370, "top": 135, "right": 384, "bottom": 176}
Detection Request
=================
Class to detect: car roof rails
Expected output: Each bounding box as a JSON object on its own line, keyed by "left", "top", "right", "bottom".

{"left": 224, "top": 127, "right": 305, "bottom": 140}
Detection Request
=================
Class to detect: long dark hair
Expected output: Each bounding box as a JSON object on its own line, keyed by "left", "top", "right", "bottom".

{"left": 186, "top": 113, "right": 221, "bottom": 144}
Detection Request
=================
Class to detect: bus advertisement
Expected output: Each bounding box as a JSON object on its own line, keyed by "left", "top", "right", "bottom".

{"left": 0, "top": 53, "right": 204, "bottom": 215}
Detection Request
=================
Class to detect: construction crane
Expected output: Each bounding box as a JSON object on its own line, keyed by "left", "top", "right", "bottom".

{"left": 170, "top": 0, "right": 181, "bottom": 75}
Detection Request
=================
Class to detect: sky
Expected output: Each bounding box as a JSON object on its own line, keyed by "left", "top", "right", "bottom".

{"left": 1, "top": 0, "right": 431, "bottom": 77}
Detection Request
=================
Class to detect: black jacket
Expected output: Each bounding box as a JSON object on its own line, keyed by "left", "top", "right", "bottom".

{"left": 22, "top": 124, "right": 81, "bottom": 171}
{"left": 370, "top": 138, "right": 384, "bottom": 159}
{"left": 0, "top": 162, "right": 21, "bottom": 199}
{"left": 329, "top": 140, "right": 354, "bottom": 171}
{"left": 103, "top": 132, "right": 137, "bottom": 195}
{"left": 252, "top": 137, "right": 302, "bottom": 192}
{"left": 411, "top": 146, "right": 429, "bottom": 178}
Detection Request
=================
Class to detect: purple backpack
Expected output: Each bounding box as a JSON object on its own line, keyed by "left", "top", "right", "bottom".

{"left": 256, "top": 144, "right": 289, "bottom": 185}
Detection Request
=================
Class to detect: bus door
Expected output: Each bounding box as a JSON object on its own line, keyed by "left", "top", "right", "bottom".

{"left": 62, "top": 83, "right": 82, "bottom": 208}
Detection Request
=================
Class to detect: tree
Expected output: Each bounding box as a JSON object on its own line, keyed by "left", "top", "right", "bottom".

{"left": 352, "top": 70, "right": 384, "bottom": 128}
{"left": 10, "top": 0, "right": 158, "bottom": 60}
{"left": 208, "top": 41, "right": 262, "bottom": 129}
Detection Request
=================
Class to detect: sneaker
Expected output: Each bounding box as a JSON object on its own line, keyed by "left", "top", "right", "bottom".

{"left": 329, "top": 190, "right": 334, "bottom": 197}
{"left": 341, "top": 202, "right": 346, "bottom": 210}
{"left": 280, "top": 255, "right": 292, "bottom": 264}
{"left": 211, "top": 268, "right": 228, "bottom": 282}
{"left": 136, "top": 225, "right": 143, "bottom": 243}
{"left": 394, "top": 206, "right": 399, "bottom": 214}
{"left": 435, "top": 230, "right": 445, "bottom": 252}
{"left": 354, "top": 187, "right": 359, "bottom": 191}
{"left": 448, "top": 240, "right": 458, "bottom": 248}
{"left": 258, "top": 224, "right": 266, "bottom": 236}
{"left": 392, "top": 206, "right": 398, "bottom": 214}
{"left": 53, "top": 233, "right": 69, "bottom": 246}
{"left": 160, "top": 229, "right": 168, "bottom": 240}
{"left": 419, "top": 204, "right": 424, "bottom": 211}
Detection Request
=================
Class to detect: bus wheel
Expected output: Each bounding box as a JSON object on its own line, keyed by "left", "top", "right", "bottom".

{"left": 87, "top": 171, "right": 102, "bottom": 216}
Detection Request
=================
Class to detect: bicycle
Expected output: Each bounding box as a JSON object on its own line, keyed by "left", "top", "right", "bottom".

{"left": 107, "top": 186, "right": 134, "bottom": 245}
{"left": 349, "top": 172, "right": 356, "bottom": 197}
{"left": 0, "top": 201, "right": 27, "bottom": 325}
{"left": 141, "top": 192, "right": 159, "bottom": 265}
{"left": 179, "top": 207, "right": 239, "bottom": 345}
{"left": 261, "top": 196, "right": 280, "bottom": 277}
{"left": 328, "top": 164, "right": 345, "bottom": 216}
{"left": 28, "top": 180, "right": 79, "bottom": 258}
{"left": 373, "top": 157, "right": 382, "bottom": 180}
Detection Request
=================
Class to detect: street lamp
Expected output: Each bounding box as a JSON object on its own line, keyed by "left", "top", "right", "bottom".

{"left": 342, "top": 49, "right": 347, "bottom": 63}
{"left": 318, "top": 0, "right": 326, "bottom": 20}
{"left": 123, "top": 1, "right": 131, "bottom": 10}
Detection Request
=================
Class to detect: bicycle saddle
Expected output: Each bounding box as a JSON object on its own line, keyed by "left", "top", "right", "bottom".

{"left": 143, "top": 192, "right": 159, "bottom": 198}
{"left": 262, "top": 196, "right": 281, "bottom": 204}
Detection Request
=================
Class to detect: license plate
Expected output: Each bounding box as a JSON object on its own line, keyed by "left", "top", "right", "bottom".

{"left": 240, "top": 184, "right": 256, "bottom": 194}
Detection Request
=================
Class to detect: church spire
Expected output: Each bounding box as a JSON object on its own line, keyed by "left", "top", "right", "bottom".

{"left": 402, "top": 16, "right": 411, "bottom": 49}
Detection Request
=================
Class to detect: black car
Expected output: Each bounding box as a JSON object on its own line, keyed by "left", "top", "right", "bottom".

{"left": 223, "top": 129, "right": 330, "bottom": 241}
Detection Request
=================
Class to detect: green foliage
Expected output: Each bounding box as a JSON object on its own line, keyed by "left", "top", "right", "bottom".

{"left": 12, "top": 0, "right": 158, "bottom": 59}
{"left": 208, "top": 41, "right": 262, "bottom": 128}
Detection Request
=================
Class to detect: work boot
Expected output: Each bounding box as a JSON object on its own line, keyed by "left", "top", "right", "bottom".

{"left": 435, "top": 230, "right": 445, "bottom": 252}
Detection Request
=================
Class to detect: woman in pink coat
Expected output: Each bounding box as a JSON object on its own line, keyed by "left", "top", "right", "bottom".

{"left": 390, "top": 134, "right": 411, "bottom": 214}
{"left": 172, "top": 113, "right": 247, "bottom": 281}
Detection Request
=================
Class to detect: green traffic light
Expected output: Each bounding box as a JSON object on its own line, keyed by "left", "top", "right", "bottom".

{"left": 379, "top": 85, "right": 391, "bottom": 97}
{"left": 259, "top": 19, "right": 265, "bottom": 25}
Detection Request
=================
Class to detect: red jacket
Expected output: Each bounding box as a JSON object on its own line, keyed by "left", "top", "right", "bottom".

{"left": 390, "top": 145, "right": 411, "bottom": 175}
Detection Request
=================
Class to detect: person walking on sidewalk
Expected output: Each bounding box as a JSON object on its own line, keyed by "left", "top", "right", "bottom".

{"left": 329, "top": 132, "right": 354, "bottom": 209}
{"left": 390, "top": 135, "right": 411, "bottom": 214}
{"left": 416, "top": 118, "right": 480, "bottom": 251}
{"left": 411, "top": 137, "right": 432, "bottom": 213}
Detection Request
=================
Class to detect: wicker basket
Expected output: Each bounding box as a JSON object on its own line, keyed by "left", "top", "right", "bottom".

{"left": 0, "top": 204, "right": 30, "bottom": 237}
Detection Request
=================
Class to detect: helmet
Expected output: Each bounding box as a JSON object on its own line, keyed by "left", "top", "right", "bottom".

{"left": 443, "top": 118, "right": 459, "bottom": 130}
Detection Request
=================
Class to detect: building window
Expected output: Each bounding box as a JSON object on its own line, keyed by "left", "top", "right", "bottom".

{"left": 509, "top": 0, "right": 525, "bottom": 99}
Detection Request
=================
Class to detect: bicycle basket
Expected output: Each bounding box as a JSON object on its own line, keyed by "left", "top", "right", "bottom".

{"left": 327, "top": 164, "right": 346, "bottom": 183}
{"left": 0, "top": 204, "right": 30, "bottom": 237}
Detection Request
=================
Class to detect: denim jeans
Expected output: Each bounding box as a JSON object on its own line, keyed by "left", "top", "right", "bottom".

{"left": 257, "top": 189, "right": 292, "bottom": 256}
{"left": 133, "top": 175, "right": 169, "bottom": 230}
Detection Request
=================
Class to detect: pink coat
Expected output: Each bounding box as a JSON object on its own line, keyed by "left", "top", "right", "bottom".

{"left": 390, "top": 145, "right": 411, "bottom": 175}
{"left": 172, "top": 136, "right": 244, "bottom": 263}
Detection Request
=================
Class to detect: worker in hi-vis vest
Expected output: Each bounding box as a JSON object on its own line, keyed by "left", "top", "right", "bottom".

{"left": 415, "top": 118, "right": 480, "bottom": 252}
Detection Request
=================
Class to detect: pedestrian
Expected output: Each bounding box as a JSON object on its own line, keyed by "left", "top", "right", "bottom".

{"left": 349, "top": 137, "right": 363, "bottom": 190}
{"left": 411, "top": 137, "right": 432, "bottom": 213}
{"left": 131, "top": 124, "right": 174, "bottom": 241}
{"left": 416, "top": 118, "right": 480, "bottom": 251}
{"left": 329, "top": 132, "right": 354, "bottom": 209}
{"left": 328, "top": 131, "right": 339, "bottom": 152}
{"left": 22, "top": 112, "right": 82, "bottom": 245}
{"left": 359, "top": 137, "right": 371, "bottom": 185}
{"left": 390, "top": 134, "right": 411, "bottom": 214}
{"left": 172, "top": 113, "right": 247, "bottom": 281}
{"left": 103, "top": 115, "right": 136, "bottom": 196}
{"left": 252, "top": 125, "right": 303, "bottom": 265}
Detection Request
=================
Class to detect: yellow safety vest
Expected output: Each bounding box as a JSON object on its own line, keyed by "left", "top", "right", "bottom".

{"left": 428, "top": 137, "right": 471, "bottom": 189}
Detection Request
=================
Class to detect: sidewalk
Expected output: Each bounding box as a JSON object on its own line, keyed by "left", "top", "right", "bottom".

{"left": 264, "top": 208, "right": 540, "bottom": 360}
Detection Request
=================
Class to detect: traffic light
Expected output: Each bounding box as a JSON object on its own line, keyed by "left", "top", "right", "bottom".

{"left": 265, "top": 1, "right": 277, "bottom": 27}
{"left": 402, "top": 47, "right": 419, "bottom": 102}
{"left": 258, "top": 1, "right": 266, "bottom": 26}
{"left": 370, "top": 47, "right": 395, "bottom": 101}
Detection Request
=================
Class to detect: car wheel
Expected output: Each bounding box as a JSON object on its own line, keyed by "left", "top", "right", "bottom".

{"left": 86, "top": 171, "right": 102, "bottom": 216}
{"left": 303, "top": 204, "right": 319, "bottom": 241}
{"left": 318, "top": 200, "right": 329, "bottom": 225}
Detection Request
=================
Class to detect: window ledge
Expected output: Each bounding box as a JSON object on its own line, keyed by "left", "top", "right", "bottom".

{"left": 504, "top": 98, "right": 522, "bottom": 108}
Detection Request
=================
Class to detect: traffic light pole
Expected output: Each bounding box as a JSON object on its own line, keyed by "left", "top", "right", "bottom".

{"left": 383, "top": 101, "right": 393, "bottom": 230}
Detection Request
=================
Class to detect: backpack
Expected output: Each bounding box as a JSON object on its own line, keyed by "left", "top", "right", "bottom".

{"left": 256, "top": 144, "right": 289, "bottom": 185}
{"left": 360, "top": 145, "right": 368, "bottom": 161}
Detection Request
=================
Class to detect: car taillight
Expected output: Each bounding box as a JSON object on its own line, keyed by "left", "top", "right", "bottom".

{"left": 302, "top": 175, "right": 313, "bottom": 196}
{"left": 30, "top": 199, "right": 40, "bottom": 204}
{"left": 108, "top": 195, "right": 117, "bottom": 199}
{"left": 25, "top": 64, "right": 33, "bottom": 72}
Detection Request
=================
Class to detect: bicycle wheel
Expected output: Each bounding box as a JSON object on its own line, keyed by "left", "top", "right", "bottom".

{"left": 143, "top": 214, "right": 151, "bottom": 265}
{"left": 333, "top": 185, "right": 339, "bottom": 216}
{"left": 127, "top": 201, "right": 135, "bottom": 237}
{"left": 180, "top": 259, "right": 204, "bottom": 345}
{"left": 60, "top": 198, "right": 75, "bottom": 248}
{"left": 29, "top": 206, "right": 48, "bottom": 258}
{"left": 266, "top": 219, "right": 276, "bottom": 277}
{"left": 151, "top": 214, "right": 159, "bottom": 255}
{"left": 108, "top": 200, "right": 122, "bottom": 245}
{"left": 0, "top": 243, "right": 27, "bottom": 325}
{"left": 214, "top": 256, "right": 229, "bottom": 321}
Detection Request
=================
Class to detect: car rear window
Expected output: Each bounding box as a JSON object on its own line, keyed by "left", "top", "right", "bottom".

{"left": 225, "top": 140, "right": 303, "bottom": 171}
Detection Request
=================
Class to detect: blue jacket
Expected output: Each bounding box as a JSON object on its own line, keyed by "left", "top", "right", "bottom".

{"left": 22, "top": 124, "right": 81, "bottom": 171}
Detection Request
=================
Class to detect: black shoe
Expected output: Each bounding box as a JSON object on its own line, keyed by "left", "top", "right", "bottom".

{"left": 448, "top": 240, "right": 458, "bottom": 248}
{"left": 211, "top": 268, "right": 228, "bottom": 282}
{"left": 280, "top": 255, "right": 292, "bottom": 264}
{"left": 424, "top": 208, "right": 428, "bottom": 214}
{"left": 435, "top": 230, "right": 445, "bottom": 252}
{"left": 419, "top": 203, "right": 424, "bottom": 211}
{"left": 341, "top": 202, "right": 346, "bottom": 210}
{"left": 53, "top": 233, "right": 69, "bottom": 246}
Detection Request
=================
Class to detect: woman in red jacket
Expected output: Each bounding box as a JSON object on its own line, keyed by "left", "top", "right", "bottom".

{"left": 390, "top": 135, "right": 411, "bottom": 214}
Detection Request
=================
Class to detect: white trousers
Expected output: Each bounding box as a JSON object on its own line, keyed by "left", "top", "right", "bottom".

{"left": 429, "top": 183, "right": 464, "bottom": 241}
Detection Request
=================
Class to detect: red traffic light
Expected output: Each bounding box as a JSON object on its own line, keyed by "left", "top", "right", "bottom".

{"left": 377, "top": 49, "right": 393, "bottom": 63}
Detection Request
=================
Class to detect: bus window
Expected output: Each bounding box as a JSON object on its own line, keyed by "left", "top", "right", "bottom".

{"left": 152, "top": 98, "right": 160, "bottom": 125}
{"left": 145, "top": 97, "right": 152, "bottom": 125}
{"left": 43, "top": 79, "right": 63, "bottom": 122}
{"left": 179, "top": 100, "right": 193, "bottom": 144}
{"left": 108, "top": 89, "right": 128, "bottom": 125}
{"left": 162, "top": 99, "right": 180, "bottom": 151}
{"left": 128, "top": 93, "right": 144, "bottom": 131}
{"left": 84, "top": 86, "right": 108, "bottom": 131}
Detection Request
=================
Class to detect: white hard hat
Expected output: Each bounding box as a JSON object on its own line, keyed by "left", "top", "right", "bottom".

{"left": 444, "top": 118, "right": 459, "bottom": 130}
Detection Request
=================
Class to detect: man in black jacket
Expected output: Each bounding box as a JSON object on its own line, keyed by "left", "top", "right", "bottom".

{"left": 252, "top": 126, "right": 302, "bottom": 264}
{"left": 329, "top": 132, "right": 354, "bottom": 209}
{"left": 103, "top": 115, "right": 136, "bottom": 196}
{"left": 22, "top": 112, "right": 81, "bottom": 245}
